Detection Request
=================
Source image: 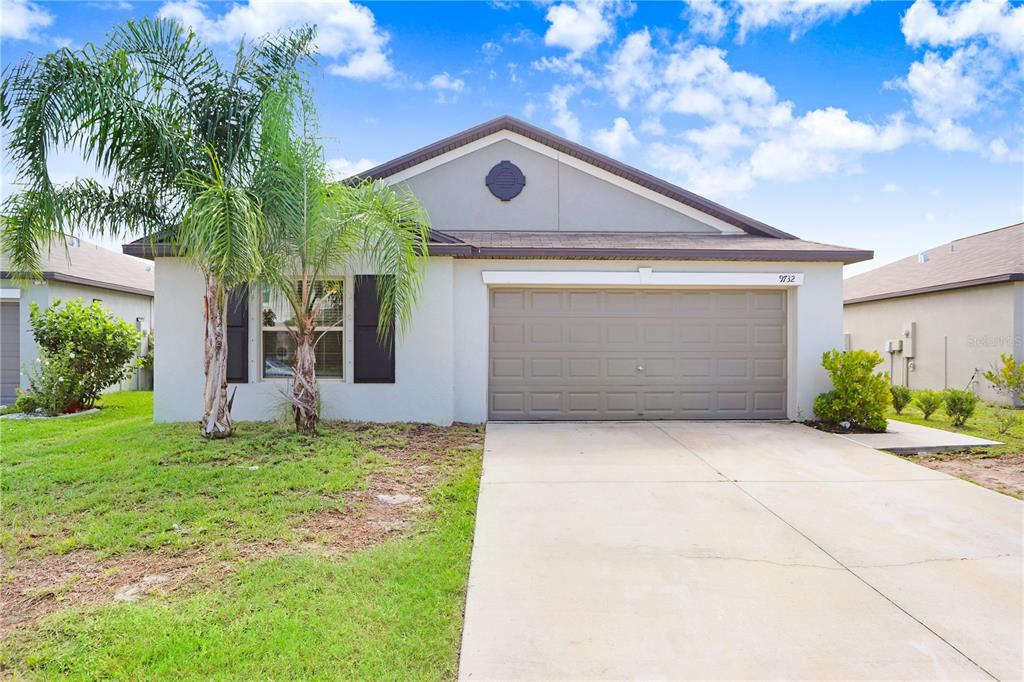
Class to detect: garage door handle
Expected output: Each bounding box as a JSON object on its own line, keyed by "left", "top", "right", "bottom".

{"left": 637, "top": 365, "right": 644, "bottom": 372}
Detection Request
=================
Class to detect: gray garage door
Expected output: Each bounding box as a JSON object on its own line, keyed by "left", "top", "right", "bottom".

{"left": 489, "top": 288, "right": 787, "bottom": 420}
{"left": 1, "top": 301, "right": 20, "bottom": 405}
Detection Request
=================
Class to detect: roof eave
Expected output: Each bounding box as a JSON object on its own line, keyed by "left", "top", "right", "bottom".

{"left": 0, "top": 270, "right": 154, "bottom": 297}
{"left": 428, "top": 245, "right": 873, "bottom": 264}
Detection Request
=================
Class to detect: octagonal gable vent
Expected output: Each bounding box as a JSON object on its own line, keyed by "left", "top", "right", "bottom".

{"left": 485, "top": 160, "right": 526, "bottom": 201}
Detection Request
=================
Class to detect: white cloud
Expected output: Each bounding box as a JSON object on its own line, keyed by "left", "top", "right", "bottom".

{"left": 882, "top": 183, "right": 903, "bottom": 193}
{"left": 902, "top": 47, "right": 993, "bottom": 124}
{"left": 639, "top": 117, "right": 666, "bottom": 135}
{"left": 592, "top": 117, "right": 638, "bottom": 156}
{"left": 1, "top": 0, "right": 53, "bottom": 40}
{"left": 684, "top": 1, "right": 729, "bottom": 40}
{"left": 548, "top": 84, "right": 582, "bottom": 140}
{"left": 599, "top": 41, "right": 917, "bottom": 196}
{"left": 328, "top": 156, "right": 376, "bottom": 179}
{"left": 428, "top": 72, "right": 465, "bottom": 103}
{"left": 928, "top": 118, "right": 979, "bottom": 151}
{"left": 157, "top": 0, "right": 393, "bottom": 79}
{"left": 902, "top": 0, "right": 1024, "bottom": 52}
{"left": 685, "top": 123, "right": 750, "bottom": 151}
{"left": 428, "top": 72, "right": 465, "bottom": 92}
{"left": 481, "top": 41, "right": 503, "bottom": 63}
{"left": 735, "top": 0, "right": 869, "bottom": 42}
{"left": 542, "top": 0, "right": 634, "bottom": 59}
{"left": 605, "top": 29, "right": 655, "bottom": 108}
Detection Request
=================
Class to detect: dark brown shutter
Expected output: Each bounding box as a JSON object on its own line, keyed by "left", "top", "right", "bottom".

{"left": 226, "top": 286, "right": 249, "bottom": 383}
{"left": 354, "top": 275, "right": 395, "bottom": 383}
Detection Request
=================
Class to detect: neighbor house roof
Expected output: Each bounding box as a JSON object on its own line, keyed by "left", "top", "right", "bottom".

{"left": 428, "top": 230, "right": 872, "bottom": 263}
{"left": 356, "top": 115, "right": 797, "bottom": 240}
{"left": 844, "top": 222, "right": 1024, "bottom": 304}
{"left": 1, "top": 239, "right": 154, "bottom": 297}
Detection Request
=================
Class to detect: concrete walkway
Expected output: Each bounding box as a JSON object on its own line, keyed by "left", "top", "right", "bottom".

{"left": 459, "top": 421, "right": 1023, "bottom": 681}
{"left": 840, "top": 419, "right": 1003, "bottom": 454}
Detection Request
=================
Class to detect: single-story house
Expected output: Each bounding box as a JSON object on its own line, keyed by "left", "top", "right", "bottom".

{"left": 126, "top": 115, "right": 871, "bottom": 425}
{"left": 844, "top": 222, "right": 1023, "bottom": 404}
{"left": 1, "top": 239, "right": 155, "bottom": 405}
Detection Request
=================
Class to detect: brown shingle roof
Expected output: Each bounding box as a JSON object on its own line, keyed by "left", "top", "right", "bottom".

{"left": 844, "top": 222, "right": 1024, "bottom": 304}
{"left": 428, "top": 230, "right": 872, "bottom": 263}
{"left": 356, "top": 115, "right": 798, "bottom": 240}
{"left": 2, "top": 239, "right": 154, "bottom": 296}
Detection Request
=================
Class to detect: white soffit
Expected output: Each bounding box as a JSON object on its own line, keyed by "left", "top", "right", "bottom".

{"left": 481, "top": 269, "right": 804, "bottom": 287}
{"left": 384, "top": 131, "right": 747, "bottom": 236}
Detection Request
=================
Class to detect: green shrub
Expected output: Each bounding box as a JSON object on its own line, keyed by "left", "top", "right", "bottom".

{"left": 983, "top": 353, "right": 1024, "bottom": 402}
{"left": 13, "top": 390, "right": 41, "bottom": 414}
{"left": 813, "top": 349, "right": 892, "bottom": 432}
{"left": 24, "top": 346, "right": 89, "bottom": 416}
{"left": 29, "top": 299, "right": 143, "bottom": 408}
{"left": 890, "top": 385, "right": 912, "bottom": 414}
{"left": 913, "top": 390, "right": 944, "bottom": 420}
{"left": 993, "top": 408, "right": 1021, "bottom": 435}
{"left": 943, "top": 388, "right": 979, "bottom": 428}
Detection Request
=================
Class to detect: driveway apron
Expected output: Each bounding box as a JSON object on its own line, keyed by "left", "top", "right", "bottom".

{"left": 459, "top": 421, "right": 1023, "bottom": 681}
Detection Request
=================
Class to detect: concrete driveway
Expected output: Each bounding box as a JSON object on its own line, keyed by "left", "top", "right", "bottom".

{"left": 459, "top": 422, "right": 1023, "bottom": 681}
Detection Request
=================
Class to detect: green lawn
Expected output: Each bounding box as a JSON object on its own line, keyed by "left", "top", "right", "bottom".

{"left": 888, "top": 399, "right": 1023, "bottom": 457}
{"left": 1, "top": 392, "right": 483, "bottom": 679}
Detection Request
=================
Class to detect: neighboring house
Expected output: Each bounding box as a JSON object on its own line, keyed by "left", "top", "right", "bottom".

{"left": 126, "top": 116, "right": 870, "bottom": 425}
{"left": 1, "top": 239, "right": 155, "bottom": 405}
{"left": 844, "top": 223, "right": 1023, "bottom": 404}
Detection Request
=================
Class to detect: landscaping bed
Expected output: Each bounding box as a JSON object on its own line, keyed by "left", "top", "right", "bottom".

{"left": 0, "top": 392, "right": 484, "bottom": 678}
{"left": 889, "top": 401, "right": 1023, "bottom": 499}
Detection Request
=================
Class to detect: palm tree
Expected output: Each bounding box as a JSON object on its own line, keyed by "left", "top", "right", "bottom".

{"left": 1, "top": 19, "right": 314, "bottom": 438}
{"left": 258, "top": 87, "right": 429, "bottom": 436}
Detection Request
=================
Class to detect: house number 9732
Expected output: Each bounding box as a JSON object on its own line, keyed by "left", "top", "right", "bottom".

{"left": 778, "top": 274, "right": 797, "bottom": 283}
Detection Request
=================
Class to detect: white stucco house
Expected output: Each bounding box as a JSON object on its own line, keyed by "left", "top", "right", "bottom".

{"left": 126, "top": 116, "right": 871, "bottom": 425}
{"left": 844, "top": 222, "right": 1023, "bottom": 404}
{"left": 1, "top": 239, "right": 155, "bottom": 405}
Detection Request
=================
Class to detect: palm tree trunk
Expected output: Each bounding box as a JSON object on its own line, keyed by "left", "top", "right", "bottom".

{"left": 201, "top": 273, "right": 233, "bottom": 439}
{"left": 292, "top": 327, "right": 318, "bottom": 436}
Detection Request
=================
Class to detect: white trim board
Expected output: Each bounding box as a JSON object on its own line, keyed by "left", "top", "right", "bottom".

{"left": 383, "top": 130, "right": 746, "bottom": 236}
{"left": 0, "top": 288, "right": 21, "bottom": 300}
{"left": 481, "top": 269, "right": 804, "bottom": 287}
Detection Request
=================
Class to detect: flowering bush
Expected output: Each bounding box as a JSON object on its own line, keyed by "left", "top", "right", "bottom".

{"left": 24, "top": 347, "right": 89, "bottom": 415}
{"left": 29, "top": 299, "right": 143, "bottom": 408}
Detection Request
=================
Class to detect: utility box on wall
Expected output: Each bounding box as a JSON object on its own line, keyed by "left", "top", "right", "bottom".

{"left": 902, "top": 321, "right": 916, "bottom": 358}
{"left": 885, "top": 339, "right": 903, "bottom": 353}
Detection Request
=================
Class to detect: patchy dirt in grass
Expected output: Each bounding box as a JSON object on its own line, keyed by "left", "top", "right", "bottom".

{"left": 1, "top": 422, "right": 484, "bottom": 634}
{"left": 910, "top": 452, "right": 1024, "bottom": 499}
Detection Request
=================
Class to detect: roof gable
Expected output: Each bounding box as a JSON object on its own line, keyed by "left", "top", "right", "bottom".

{"left": 357, "top": 116, "right": 796, "bottom": 240}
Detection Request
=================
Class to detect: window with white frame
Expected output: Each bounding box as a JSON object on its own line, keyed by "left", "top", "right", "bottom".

{"left": 261, "top": 280, "right": 344, "bottom": 379}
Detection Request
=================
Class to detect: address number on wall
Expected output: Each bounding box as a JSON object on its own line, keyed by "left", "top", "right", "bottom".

{"left": 778, "top": 274, "right": 798, "bottom": 283}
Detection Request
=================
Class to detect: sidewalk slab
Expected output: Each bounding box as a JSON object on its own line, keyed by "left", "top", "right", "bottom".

{"left": 839, "top": 419, "right": 1002, "bottom": 454}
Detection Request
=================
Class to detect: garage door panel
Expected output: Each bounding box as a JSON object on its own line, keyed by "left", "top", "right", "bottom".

{"left": 489, "top": 288, "right": 787, "bottom": 420}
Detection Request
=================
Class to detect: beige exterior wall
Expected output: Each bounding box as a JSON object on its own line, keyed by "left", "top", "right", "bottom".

{"left": 843, "top": 283, "right": 1017, "bottom": 404}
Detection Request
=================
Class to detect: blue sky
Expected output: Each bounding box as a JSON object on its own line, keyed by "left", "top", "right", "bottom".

{"left": 2, "top": 0, "right": 1022, "bottom": 275}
